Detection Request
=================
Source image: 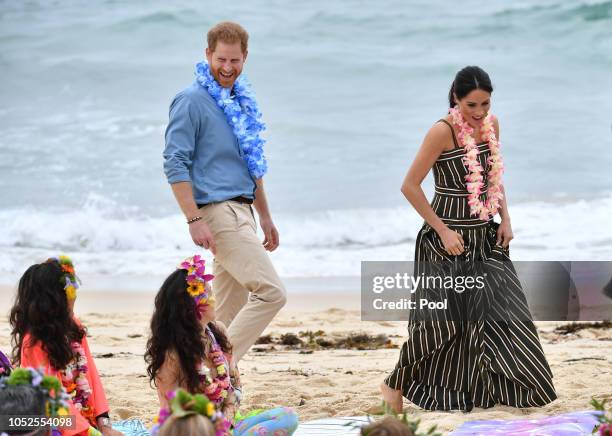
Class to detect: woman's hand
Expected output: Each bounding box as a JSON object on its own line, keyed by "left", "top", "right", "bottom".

{"left": 496, "top": 219, "right": 514, "bottom": 248}
{"left": 438, "top": 227, "right": 464, "bottom": 256}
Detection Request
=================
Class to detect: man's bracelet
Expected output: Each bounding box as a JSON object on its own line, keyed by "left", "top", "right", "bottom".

{"left": 187, "top": 216, "right": 203, "bottom": 224}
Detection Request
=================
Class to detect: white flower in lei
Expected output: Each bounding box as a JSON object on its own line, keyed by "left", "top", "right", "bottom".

{"left": 195, "top": 61, "right": 268, "bottom": 179}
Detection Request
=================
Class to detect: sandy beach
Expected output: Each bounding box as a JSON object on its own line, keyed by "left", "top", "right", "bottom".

{"left": 1, "top": 286, "right": 611, "bottom": 434}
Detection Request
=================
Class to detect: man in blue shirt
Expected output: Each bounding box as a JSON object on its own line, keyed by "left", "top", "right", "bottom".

{"left": 163, "top": 22, "right": 286, "bottom": 361}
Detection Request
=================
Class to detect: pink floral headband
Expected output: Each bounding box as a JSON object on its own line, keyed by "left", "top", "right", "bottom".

{"left": 178, "top": 255, "right": 214, "bottom": 305}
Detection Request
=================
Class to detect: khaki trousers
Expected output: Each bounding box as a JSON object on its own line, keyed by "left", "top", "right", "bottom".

{"left": 200, "top": 201, "right": 286, "bottom": 361}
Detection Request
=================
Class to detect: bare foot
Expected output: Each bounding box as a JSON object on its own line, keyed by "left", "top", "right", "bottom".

{"left": 380, "top": 382, "right": 403, "bottom": 413}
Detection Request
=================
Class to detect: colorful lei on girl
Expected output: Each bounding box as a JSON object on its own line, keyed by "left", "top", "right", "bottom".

{"left": 195, "top": 61, "right": 268, "bottom": 179}
{"left": 60, "top": 341, "right": 96, "bottom": 426}
{"left": 47, "top": 255, "right": 80, "bottom": 301}
{"left": 449, "top": 106, "right": 504, "bottom": 221}
{"left": 197, "top": 326, "right": 242, "bottom": 407}
{"left": 150, "top": 388, "right": 231, "bottom": 436}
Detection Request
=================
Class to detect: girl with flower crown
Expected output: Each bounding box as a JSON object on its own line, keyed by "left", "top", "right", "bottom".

{"left": 9, "top": 256, "right": 123, "bottom": 436}
{"left": 380, "top": 66, "right": 557, "bottom": 413}
{"left": 145, "top": 255, "right": 298, "bottom": 435}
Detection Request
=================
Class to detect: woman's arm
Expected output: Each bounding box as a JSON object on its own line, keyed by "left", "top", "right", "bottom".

{"left": 402, "top": 122, "right": 465, "bottom": 256}
{"left": 493, "top": 118, "right": 510, "bottom": 221}
{"left": 493, "top": 118, "right": 514, "bottom": 247}
{"left": 498, "top": 185, "right": 510, "bottom": 221}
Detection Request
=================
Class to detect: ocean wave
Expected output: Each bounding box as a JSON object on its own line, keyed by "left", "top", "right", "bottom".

{"left": 106, "top": 10, "right": 197, "bottom": 29}
{"left": 572, "top": 0, "right": 612, "bottom": 21}
{"left": 494, "top": 0, "right": 612, "bottom": 22}
{"left": 1, "top": 193, "right": 612, "bottom": 282}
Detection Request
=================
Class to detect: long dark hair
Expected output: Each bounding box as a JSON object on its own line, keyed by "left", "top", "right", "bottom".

{"left": 10, "top": 260, "right": 86, "bottom": 370}
{"left": 145, "top": 269, "right": 231, "bottom": 393}
{"left": 448, "top": 66, "right": 493, "bottom": 107}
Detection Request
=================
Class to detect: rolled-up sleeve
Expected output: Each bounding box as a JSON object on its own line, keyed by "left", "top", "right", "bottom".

{"left": 163, "top": 93, "right": 199, "bottom": 184}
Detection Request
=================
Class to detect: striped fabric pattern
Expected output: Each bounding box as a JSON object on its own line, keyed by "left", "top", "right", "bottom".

{"left": 384, "top": 121, "right": 557, "bottom": 411}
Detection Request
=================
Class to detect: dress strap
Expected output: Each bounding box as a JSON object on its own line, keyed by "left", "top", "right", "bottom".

{"left": 437, "top": 119, "right": 461, "bottom": 150}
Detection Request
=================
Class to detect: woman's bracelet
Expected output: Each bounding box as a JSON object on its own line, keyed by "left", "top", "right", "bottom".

{"left": 187, "top": 216, "right": 203, "bottom": 224}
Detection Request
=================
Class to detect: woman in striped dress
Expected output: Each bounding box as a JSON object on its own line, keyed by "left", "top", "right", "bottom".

{"left": 380, "top": 66, "right": 557, "bottom": 412}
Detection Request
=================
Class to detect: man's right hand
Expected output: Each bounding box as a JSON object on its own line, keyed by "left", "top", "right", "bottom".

{"left": 189, "top": 219, "right": 217, "bottom": 255}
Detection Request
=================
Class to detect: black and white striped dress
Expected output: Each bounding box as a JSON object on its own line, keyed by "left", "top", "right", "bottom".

{"left": 384, "top": 120, "right": 557, "bottom": 411}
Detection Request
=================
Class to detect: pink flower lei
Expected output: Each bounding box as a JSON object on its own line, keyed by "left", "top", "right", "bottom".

{"left": 449, "top": 106, "right": 504, "bottom": 221}
{"left": 59, "top": 341, "right": 95, "bottom": 425}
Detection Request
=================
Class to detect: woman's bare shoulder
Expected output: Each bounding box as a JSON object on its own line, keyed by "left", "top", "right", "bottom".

{"left": 423, "top": 119, "right": 454, "bottom": 152}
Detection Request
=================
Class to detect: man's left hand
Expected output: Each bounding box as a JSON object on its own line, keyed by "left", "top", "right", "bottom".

{"left": 260, "top": 217, "right": 279, "bottom": 252}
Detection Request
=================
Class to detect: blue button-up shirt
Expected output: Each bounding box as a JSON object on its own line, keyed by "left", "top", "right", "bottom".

{"left": 163, "top": 81, "right": 256, "bottom": 204}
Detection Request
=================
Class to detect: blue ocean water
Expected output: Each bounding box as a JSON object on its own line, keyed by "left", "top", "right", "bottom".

{"left": 1, "top": 0, "right": 611, "bottom": 282}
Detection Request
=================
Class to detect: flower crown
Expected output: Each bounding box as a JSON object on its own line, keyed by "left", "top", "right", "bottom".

{"left": 178, "top": 255, "right": 214, "bottom": 303}
{"left": 46, "top": 255, "right": 80, "bottom": 301}
{"left": 0, "top": 367, "right": 70, "bottom": 418}
{"left": 150, "top": 389, "right": 230, "bottom": 436}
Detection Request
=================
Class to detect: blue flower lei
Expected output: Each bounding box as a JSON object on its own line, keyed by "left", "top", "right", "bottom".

{"left": 195, "top": 61, "right": 267, "bottom": 179}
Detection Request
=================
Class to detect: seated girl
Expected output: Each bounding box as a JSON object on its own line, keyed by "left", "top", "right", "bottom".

{"left": 145, "top": 255, "right": 298, "bottom": 435}
{"left": 0, "top": 367, "right": 71, "bottom": 436}
{"left": 9, "top": 256, "right": 123, "bottom": 436}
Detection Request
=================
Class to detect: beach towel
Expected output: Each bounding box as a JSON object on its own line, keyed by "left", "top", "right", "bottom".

{"left": 293, "top": 416, "right": 368, "bottom": 435}
{"left": 112, "top": 419, "right": 151, "bottom": 436}
{"left": 449, "top": 410, "right": 602, "bottom": 435}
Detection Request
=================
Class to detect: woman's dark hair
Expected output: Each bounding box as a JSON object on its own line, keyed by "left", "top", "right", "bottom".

{"left": 448, "top": 66, "right": 493, "bottom": 107}
{"left": 145, "top": 270, "right": 231, "bottom": 393}
{"left": 10, "top": 260, "right": 86, "bottom": 370}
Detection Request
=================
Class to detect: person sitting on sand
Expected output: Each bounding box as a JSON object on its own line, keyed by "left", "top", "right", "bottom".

{"left": 0, "top": 386, "right": 48, "bottom": 436}
{"left": 144, "top": 255, "right": 298, "bottom": 435}
{"left": 9, "top": 256, "right": 123, "bottom": 436}
{"left": 0, "top": 367, "right": 72, "bottom": 436}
